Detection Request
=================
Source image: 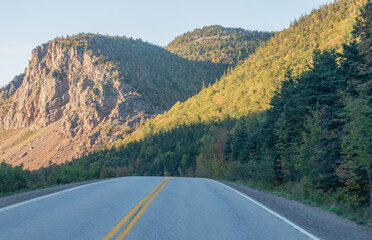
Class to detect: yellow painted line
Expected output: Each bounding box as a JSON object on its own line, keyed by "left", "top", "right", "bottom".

{"left": 115, "top": 177, "right": 171, "bottom": 240}
{"left": 102, "top": 178, "right": 169, "bottom": 240}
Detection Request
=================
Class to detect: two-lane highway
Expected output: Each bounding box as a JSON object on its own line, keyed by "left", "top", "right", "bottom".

{"left": 0, "top": 177, "right": 317, "bottom": 240}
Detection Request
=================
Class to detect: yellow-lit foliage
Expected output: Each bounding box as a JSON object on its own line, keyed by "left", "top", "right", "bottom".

{"left": 124, "top": 0, "right": 367, "bottom": 144}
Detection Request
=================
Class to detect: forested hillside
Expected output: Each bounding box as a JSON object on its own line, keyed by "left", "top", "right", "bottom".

{"left": 1, "top": 0, "right": 371, "bottom": 226}
{"left": 126, "top": 0, "right": 367, "bottom": 141}
{"left": 224, "top": 1, "right": 372, "bottom": 214}
{"left": 166, "top": 25, "right": 273, "bottom": 65}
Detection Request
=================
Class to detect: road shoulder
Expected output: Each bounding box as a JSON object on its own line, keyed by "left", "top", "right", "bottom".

{"left": 220, "top": 181, "right": 372, "bottom": 240}
{"left": 0, "top": 180, "right": 101, "bottom": 209}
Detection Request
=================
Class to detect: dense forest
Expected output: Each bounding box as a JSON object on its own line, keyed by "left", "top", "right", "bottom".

{"left": 166, "top": 25, "right": 273, "bottom": 65}
{"left": 225, "top": 6, "right": 372, "bottom": 209}
{"left": 1, "top": 0, "right": 371, "bottom": 225}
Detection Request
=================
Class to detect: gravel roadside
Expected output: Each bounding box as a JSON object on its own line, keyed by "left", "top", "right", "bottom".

{"left": 0, "top": 180, "right": 102, "bottom": 209}
{"left": 221, "top": 181, "right": 372, "bottom": 240}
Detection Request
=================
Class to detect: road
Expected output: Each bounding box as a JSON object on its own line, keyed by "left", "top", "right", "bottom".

{"left": 0, "top": 177, "right": 328, "bottom": 239}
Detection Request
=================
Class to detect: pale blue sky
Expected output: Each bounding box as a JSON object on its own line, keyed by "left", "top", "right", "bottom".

{"left": 0, "top": 0, "right": 333, "bottom": 86}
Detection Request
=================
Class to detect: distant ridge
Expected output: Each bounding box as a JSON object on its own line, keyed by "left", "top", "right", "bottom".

{"left": 166, "top": 25, "right": 273, "bottom": 65}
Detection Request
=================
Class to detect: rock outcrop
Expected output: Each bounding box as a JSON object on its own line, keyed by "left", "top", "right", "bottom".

{"left": 0, "top": 34, "right": 223, "bottom": 169}
{"left": 1, "top": 39, "right": 151, "bottom": 147}
{"left": 0, "top": 74, "right": 24, "bottom": 102}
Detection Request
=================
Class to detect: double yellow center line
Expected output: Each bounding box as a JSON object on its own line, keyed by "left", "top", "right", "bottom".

{"left": 103, "top": 177, "right": 171, "bottom": 240}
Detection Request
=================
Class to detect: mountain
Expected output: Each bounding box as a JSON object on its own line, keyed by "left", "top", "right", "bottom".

{"left": 127, "top": 0, "right": 368, "bottom": 141}
{"left": 1, "top": 0, "right": 370, "bottom": 225}
{"left": 166, "top": 25, "right": 274, "bottom": 65}
{"left": 46, "top": 0, "right": 366, "bottom": 178}
{"left": 0, "top": 34, "right": 225, "bottom": 169}
{"left": 48, "top": 0, "right": 369, "bottom": 218}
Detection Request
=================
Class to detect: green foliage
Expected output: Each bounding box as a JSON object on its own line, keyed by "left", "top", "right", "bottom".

{"left": 342, "top": 94, "right": 372, "bottom": 170}
{"left": 0, "top": 162, "right": 28, "bottom": 193}
{"left": 196, "top": 134, "right": 226, "bottom": 178}
{"left": 339, "top": 2, "right": 372, "bottom": 210}
{"left": 51, "top": 69, "right": 66, "bottom": 80}
{"left": 166, "top": 25, "right": 273, "bottom": 65}
{"left": 225, "top": 46, "right": 369, "bottom": 207}
{"left": 337, "top": 164, "right": 370, "bottom": 207}
{"left": 226, "top": 147, "right": 276, "bottom": 183}
{"left": 297, "top": 107, "right": 337, "bottom": 189}
{"left": 341, "top": 2, "right": 372, "bottom": 173}
{"left": 224, "top": 1, "right": 371, "bottom": 212}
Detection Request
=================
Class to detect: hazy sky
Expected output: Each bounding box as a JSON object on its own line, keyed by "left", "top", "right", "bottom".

{"left": 0, "top": 0, "right": 334, "bottom": 86}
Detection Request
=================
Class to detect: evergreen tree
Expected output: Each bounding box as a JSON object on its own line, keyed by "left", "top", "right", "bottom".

{"left": 340, "top": 1, "right": 372, "bottom": 212}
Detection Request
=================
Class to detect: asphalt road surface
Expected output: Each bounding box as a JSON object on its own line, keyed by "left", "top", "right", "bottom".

{"left": 0, "top": 177, "right": 343, "bottom": 239}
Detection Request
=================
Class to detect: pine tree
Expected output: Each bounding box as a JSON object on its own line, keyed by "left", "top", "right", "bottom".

{"left": 340, "top": 1, "right": 372, "bottom": 212}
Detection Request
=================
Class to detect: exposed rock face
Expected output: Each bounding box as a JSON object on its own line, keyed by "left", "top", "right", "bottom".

{"left": 0, "top": 38, "right": 154, "bottom": 168}
{"left": 0, "top": 34, "right": 224, "bottom": 169}
{"left": 0, "top": 74, "right": 24, "bottom": 102}
{"left": 2, "top": 40, "right": 151, "bottom": 135}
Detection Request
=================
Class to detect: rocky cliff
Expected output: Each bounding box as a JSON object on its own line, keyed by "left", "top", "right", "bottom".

{"left": 0, "top": 34, "right": 224, "bottom": 169}
{"left": 2, "top": 39, "right": 151, "bottom": 137}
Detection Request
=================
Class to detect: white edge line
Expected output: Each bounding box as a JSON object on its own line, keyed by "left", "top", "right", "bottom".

{"left": 213, "top": 180, "right": 321, "bottom": 240}
{"left": 0, "top": 180, "right": 106, "bottom": 213}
